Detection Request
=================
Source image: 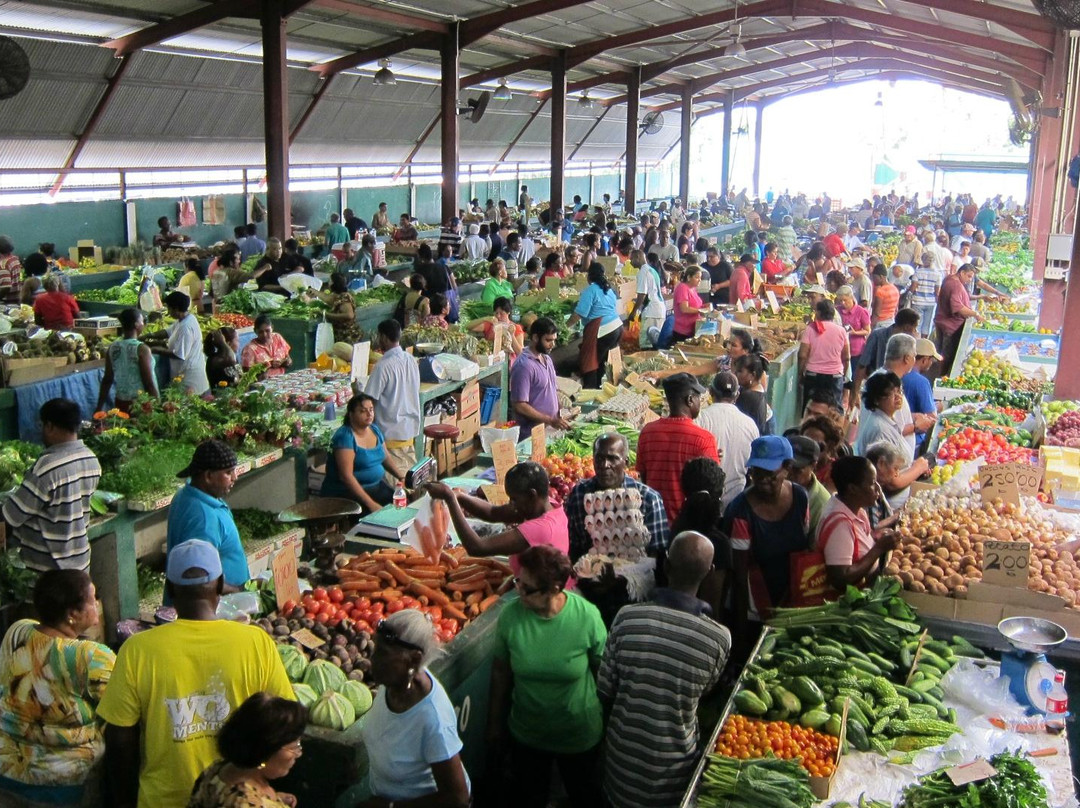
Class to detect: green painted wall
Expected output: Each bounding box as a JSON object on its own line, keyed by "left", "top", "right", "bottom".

{"left": 0, "top": 170, "right": 679, "bottom": 257}
{"left": 0, "top": 200, "right": 126, "bottom": 256}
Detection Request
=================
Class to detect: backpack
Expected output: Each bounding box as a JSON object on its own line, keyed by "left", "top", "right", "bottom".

{"left": 393, "top": 292, "right": 425, "bottom": 327}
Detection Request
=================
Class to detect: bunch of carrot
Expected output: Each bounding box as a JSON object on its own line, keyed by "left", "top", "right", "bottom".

{"left": 337, "top": 545, "right": 513, "bottom": 624}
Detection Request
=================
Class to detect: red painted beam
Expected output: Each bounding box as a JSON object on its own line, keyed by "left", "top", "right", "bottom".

{"left": 678, "top": 85, "right": 692, "bottom": 205}
{"left": 314, "top": 30, "right": 442, "bottom": 77}
{"left": 551, "top": 51, "right": 567, "bottom": 213}
{"left": 263, "top": 0, "right": 292, "bottom": 237}
{"left": 51, "top": 53, "right": 133, "bottom": 194}
{"left": 461, "top": 0, "right": 595, "bottom": 47}
{"left": 393, "top": 112, "right": 441, "bottom": 181}
{"left": 568, "top": 106, "right": 612, "bottom": 162}
{"left": 312, "top": 0, "right": 448, "bottom": 32}
{"left": 461, "top": 55, "right": 551, "bottom": 89}
{"left": 492, "top": 100, "right": 548, "bottom": 167}
{"left": 103, "top": 0, "right": 256, "bottom": 55}
{"left": 289, "top": 75, "right": 335, "bottom": 145}
{"left": 904, "top": 0, "right": 1054, "bottom": 50}
{"left": 441, "top": 23, "right": 460, "bottom": 225}
{"left": 624, "top": 67, "right": 640, "bottom": 214}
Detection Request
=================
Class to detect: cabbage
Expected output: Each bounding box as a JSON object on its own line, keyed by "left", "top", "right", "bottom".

{"left": 292, "top": 683, "right": 318, "bottom": 708}
{"left": 302, "top": 659, "right": 347, "bottom": 694}
{"left": 277, "top": 644, "right": 309, "bottom": 682}
{"left": 310, "top": 689, "right": 355, "bottom": 730}
{"left": 337, "top": 679, "right": 373, "bottom": 718}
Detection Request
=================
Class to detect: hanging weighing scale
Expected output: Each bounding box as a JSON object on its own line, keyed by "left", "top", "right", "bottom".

{"left": 997, "top": 616, "right": 1067, "bottom": 713}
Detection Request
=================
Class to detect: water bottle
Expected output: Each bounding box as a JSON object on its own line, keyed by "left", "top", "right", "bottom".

{"left": 1045, "top": 669, "right": 1068, "bottom": 730}
{"left": 511, "top": 304, "right": 521, "bottom": 323}
{"left": 393, "top": 481, "right": 407, "bottom": 509}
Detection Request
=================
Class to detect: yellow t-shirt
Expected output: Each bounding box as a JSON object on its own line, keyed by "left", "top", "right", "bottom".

{"left": 177, "top": 271, "right": 202, "bottom": 311}
{"left": 96, "top": 619, "right": 293, "bottom": 808}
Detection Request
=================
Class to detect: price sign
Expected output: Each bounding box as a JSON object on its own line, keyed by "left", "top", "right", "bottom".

{"left": 351, "top": 341, "right": 370, "bottom": 386}
{"left": 272, "top": 547, "right": 301, "bottom": 610}
{"left": 530, "top": 424, "right": 547, "bottom": 463}
{"left": 608, "top": 346, "right": 623, "bottom": 384}
{"left": 290, "top": 628, "right": 325, "bottom": 650}
{"left": 979, "top": 463, "right": 1025, "bottom": 507}
{"left": 481, "top": 483, "right": 509, "bottom": 506}
{"left": 491, "top": 439, "right": 517, "bottom": 485}
{"left": 946, "top": 759, "right": 998, "bottom": 787}
{"left": 735, "top": 298, "right": 745, "bottom": 313}
{"left": 765, "top": 289, "right": 780, "bottom": 314}
{"left": 981, "top": 539, "right": 1031, "bottom": 587}
{"left": 720, "top": 318, "right": 732, "bottom": 339}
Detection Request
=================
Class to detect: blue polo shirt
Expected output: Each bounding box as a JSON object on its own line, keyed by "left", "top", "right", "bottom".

{"left": 166, "top": 483, "right": 249, "bottom": 588}
{"left": 902, "top": 369, "right": 936, "bottom": 447}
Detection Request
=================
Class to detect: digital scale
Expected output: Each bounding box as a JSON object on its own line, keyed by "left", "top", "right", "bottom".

{"left": 405, "top": 456, "right": 437, "bottom": 490}
{"left": 997, "top": 616, "right": 1067, "bottom": 713}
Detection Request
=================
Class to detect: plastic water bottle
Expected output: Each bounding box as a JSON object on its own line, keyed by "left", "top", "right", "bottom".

{"left": 393, "top": 481, "right": 407, "bottom": 509}
{"left": 1045, "top": 670, "right": 1068, "bottom": 730}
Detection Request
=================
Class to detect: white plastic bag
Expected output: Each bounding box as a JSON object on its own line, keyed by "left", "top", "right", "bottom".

{"left": 315, "top": 317, "right": 335, "bottom": 358}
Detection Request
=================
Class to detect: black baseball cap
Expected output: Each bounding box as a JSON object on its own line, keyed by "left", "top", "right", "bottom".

{"left": 662, "top": 372, "right": 707, "bottom": 399}
{"left": 710, "top": 371, "right": 739, "bottom": 399}
{"left": 178, "top": 439, "right": 238, "bottom": 478}
{"left": 787, "top": 435, "right": 822, "bottom": 469}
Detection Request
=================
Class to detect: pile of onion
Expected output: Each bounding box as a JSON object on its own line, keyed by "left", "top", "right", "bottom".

{"left": 884, "top": 491, "right": 1080, "bottom": 606}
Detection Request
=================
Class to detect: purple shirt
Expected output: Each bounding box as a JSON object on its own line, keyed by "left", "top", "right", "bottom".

{"left": 510, "top": 346, "right": 559, "bottom": 441}
{"left": 839, "top": 303, "right": 870, "bottom": 357}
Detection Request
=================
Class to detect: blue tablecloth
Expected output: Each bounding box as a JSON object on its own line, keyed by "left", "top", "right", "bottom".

{"left": 15, "top": 368, "right": 106, "bottom": 443}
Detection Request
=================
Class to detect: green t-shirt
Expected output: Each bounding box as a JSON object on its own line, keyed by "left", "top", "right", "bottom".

{"left": 495, "top": 591, "right": 607, "bottom": 753}
{"left": 481, "top": 277, "right": 515, "bottom": 309}
{"left": 807, "top": 475, "right": 831, "bottom": 534}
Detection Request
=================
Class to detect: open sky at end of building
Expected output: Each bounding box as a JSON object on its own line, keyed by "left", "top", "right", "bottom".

{"left": 690, "top": 78, "right": 1031, "bottom": 204}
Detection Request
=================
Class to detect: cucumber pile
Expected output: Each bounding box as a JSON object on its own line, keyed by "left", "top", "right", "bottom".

{"left": 730, "top": 579, "right": 986, "bottom": 761}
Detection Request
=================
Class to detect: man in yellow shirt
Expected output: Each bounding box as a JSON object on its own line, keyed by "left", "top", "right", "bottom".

{"left": 98, "top": 540, "right": 293, "bottom": 808}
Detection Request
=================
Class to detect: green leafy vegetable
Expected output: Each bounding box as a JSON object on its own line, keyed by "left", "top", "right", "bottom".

{"left": 901, "top": 751, "right": 1048, "bottom": 808}
{"left": 697, "top": 755, "right": 816, "bottom": 808}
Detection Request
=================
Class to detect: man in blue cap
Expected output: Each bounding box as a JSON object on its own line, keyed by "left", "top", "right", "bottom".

{"left": 98, "top": 539, "right": 293, "bottom": 808}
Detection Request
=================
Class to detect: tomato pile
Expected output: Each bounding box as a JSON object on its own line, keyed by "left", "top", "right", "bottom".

{"left": 937, "top": 427, "right": 1036, "bottom": 465}
{"left": 283, "top": 585, "right": 461, "bottom": 643}
{"left": 714, "top": 715, "right": 838, "bottom": 777}
{"left": 542, "top": 452, "right": 595, "bottom": 500}
{"left": 216, "top": 312, "right": 254, "bottom": 328}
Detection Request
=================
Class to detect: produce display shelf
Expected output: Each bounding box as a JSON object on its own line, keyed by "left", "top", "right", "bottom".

{"left": 968, "top": 328, "right": 1060, "bottom": 366}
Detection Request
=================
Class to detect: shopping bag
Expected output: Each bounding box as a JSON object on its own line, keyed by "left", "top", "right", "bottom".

{"left": 178, "top": 197, "right": 197, "bottom": 227}
{"left": 788, "top": 549, "right": 829, "bottom": 608}
{"left": 203, "top": 195, "right": 225, "bottom": 225}
{"left": 315, "top": 317, "right": 336, "bottom": 358}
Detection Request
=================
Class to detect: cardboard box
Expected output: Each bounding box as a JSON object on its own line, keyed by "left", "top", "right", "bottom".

{"left": 454, "top": 380, "right": 480, "bottom": 417}
{"left": 456, "top": 409, "right": 481, "bottom": 443}
{"left": 453, "top": 435, "right": 479, "bottom": 467}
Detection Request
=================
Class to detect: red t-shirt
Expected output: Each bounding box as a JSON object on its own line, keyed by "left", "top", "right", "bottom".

{"left": 823, "top": 233, "right": 846, "bottom": 258}
{"left": 731, "top": 265, "right": 752, "bottom": 302}
{"left": 935, "top": 274, "right": 971, "bottom": 336}
{"left": 636, "top": 416, "right": 720, "bottom": 522}
{"left": 33, "top": 291, "right": 80, "bottom": 329}
{"left": 762, "top": 257, "right": 785, "bottom": 282}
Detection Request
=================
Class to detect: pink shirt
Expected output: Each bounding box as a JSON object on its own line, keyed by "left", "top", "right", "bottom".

{"left": 819, "top": 496, "right": 873, "bottom": 567}
{"left": 730, "top": 265, "right": 752, "bottom": 302}
{"left": 673, "top": 282, "right": 703, "bottom": 336}
{"left": 838, "top": 304, "right": 870, "bottom": 356}
{"left": 800, "top": 320, "right": 848, "bottom": 375}
{"left": 511, "top": 506, "right": 570, "bottom": 576}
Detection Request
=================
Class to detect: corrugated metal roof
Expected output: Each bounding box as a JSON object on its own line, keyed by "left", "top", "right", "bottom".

{"left": 0, "top": 137, "right": 78, "bottom": 169}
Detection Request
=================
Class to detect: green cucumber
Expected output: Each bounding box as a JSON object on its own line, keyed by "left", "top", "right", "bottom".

{"left": 799, "top": 708, "right": 830, "bottom": 729}
{"left": 789, "top": 676, "right": 825, "bottom": 707}
{"left": 733, "top": 689, "right": 769, "bottom": 716}
{"left": 849, "top": 658, "right": 883, "bottom": 676}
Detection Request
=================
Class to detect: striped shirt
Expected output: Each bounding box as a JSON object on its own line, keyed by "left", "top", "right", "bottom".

{"left": 911, "top": 265, "right": 943, "bottom": 307}
{"left": 598, "top": 596, "right": 731, "bottom": 808}
{"left": 636, "top": 417, "right": 719, "bottom": 522}
{"left": 2, "top": 440, "right": 101, "bottom": 572}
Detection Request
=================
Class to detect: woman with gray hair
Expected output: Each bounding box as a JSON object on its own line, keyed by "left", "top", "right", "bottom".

{"left": 357, "top": 609, "right": 470, "bottom": 808}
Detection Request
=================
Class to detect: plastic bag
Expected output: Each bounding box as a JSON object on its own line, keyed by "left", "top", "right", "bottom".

{"left": 178, "top": 197, "right": 197, "bottom": 227}
{"left": 315, "top": 318, "right": 335, "bottom": 358}
{"left": 250, "top": 291, "right": 284, "bottom": 313}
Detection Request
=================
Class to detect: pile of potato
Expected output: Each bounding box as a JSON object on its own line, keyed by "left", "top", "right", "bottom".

{"left": 884, "top": 490, "right": 1080, "bottom": 606}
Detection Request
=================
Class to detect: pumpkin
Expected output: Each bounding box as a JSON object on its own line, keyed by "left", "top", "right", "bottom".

{"left": 302, "top": 659, "right": 347, "bottom": 695}
{"left": 310, "top": 689, "right": 356, "bottom": 730}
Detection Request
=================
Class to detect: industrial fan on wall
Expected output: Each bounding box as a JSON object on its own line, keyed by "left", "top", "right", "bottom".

{"left": 458, "top": 92, "right": 491, "bottom": 123}
{"left": 0, "top": 36, "right": 30, "bottom": 100}
{"left": 639, "top": 110, "right": 664, "bottom": 137}
{"left": 1003, "top": 77, "right": 1052, "bottom": 147}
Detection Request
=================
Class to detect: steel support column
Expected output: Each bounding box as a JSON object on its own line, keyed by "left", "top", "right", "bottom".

{"left": 1053, "top": 169, "right": 1080, "bottom": 400}
{"left": 721, "top": 91, "right": 733, "bottom": 196}
{"left": 261, "top": 0, "right": 291, "bottom": 237}
{"left": 550, "top": 50, "right": 567, "bottom": 215}
{"left": 752, "top": 101, "right": 765, "bottom": 198}
{"left": 441, "top": 23, "right": 460, "bottom": 225}
{"left": 679, "top": 84, "right": 692, "bottom": 205}
{"left": 624, "top": 66, "right": 640, "bottom": 215}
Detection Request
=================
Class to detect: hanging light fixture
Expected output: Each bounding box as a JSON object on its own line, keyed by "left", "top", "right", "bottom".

{"left": 874, "top": 91, "right": 884, "bottom": 107}
{"left": 577, "top": 91, "right": 594, "bottom": 109}
{"left": 726, "top": 25, "right": 746, "bottom": 57}
{"left": 373, "top": 58, "right": 396, "bottom": 86}
{"left": 493, "top": 79, "right": 512, "bottom": 101}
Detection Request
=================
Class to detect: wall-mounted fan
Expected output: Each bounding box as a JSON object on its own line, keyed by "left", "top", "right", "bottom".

{"left": 458, "top": 92, "right": 491, "bottom": 123}
{"left": 0, "top": 37, "right": 30, "bottom": 100}
{"left": 639, "top": 110, "right": 664, "bottom": 136}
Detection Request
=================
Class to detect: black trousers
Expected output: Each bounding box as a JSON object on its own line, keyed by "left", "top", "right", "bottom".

{"left": 582, "top": 325, "right": 624, "bottom": 389}
{"left": 507, "top": 736, "right": 602, "bottom": 808}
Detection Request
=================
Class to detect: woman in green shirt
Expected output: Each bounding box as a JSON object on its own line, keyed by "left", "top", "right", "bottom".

{"left": 481, "top": 258, "right": 514, "bottom": 308}
{"left": 488, "top": 545, "right": 606, "bottom": 808}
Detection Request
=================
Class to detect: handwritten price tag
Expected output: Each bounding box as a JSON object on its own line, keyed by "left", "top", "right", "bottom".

{"left": 979, "top": 463, "right": 1022, "bottom": 508}
{"left": 946, "top": 759, "right": 998, "bottom": 787}
{"left": 491, "top": 439, "right": 517, "bottom": 486}
{"left": 765, "top": 289, "right": 780, "bottom": 314}
{"left": 981, "top": 539, "right": 1031, "bottom": 587}
{"left": 272, "top": 547, "right": 301, "bottom": 610}
{"left": 290, "top": 628, "right": 325, "bottom": 650}
{"left": 530, "top": 424, "right": 547, "bottom": 463}
{"left": 608, "top": 347, "right": 623, "bottom": 384}
{"left": 481, "top": 483, "right": 509, "bottom": 506}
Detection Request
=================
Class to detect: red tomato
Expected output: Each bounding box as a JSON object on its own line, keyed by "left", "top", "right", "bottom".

{"left": 437, "top": 630, "right": 453, "bottom": 643}
{"left": 371, "top": 602, "right": 385, "bottom": 613}
{"left": 305, "top": 611, "right": 318, "bottom": 620}
{"left": 428, "top": 606, "right": 442, "bottom": 620}
{"left": 355, "top": 597, "right": 371, "bottom": 609}
{"left": 281, "top": 599, "right": 297, "bottom": 614}
{"left": 329, "top": 588, "right": 345, "bottom": 604}
{"left": 353, "top": 619, "right": 372, "bottom": 634}
{"left": 386, "top": 600, "right": 405, "bottom": 614}
{"left": 315, "top": 612, "right": 330, "bottom": 624}
{"left": 321, "top": 601, "right": 338, "bottom": 615}
{"left": 312, "top": 587, "right": 328, "bottom": 602}
{"left": 301, "top": 595, "right": 316, "bottom": 611}
{"left": 401, "top": 596, "right": 417, "bottom": 608}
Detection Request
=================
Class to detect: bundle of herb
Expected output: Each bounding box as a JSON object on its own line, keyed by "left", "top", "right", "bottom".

{"left": 698, "top": 755, "right": 816, "bottom": 808}
{"left": 901, "top": 751, "right": 1048, "bottom": 808}
{"left": 233, "top": 509, "right": 285, "bottom": 547}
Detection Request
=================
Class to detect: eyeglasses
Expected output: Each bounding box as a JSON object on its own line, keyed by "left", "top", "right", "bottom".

{"left": 376, "top": 621, "right": 423, "bottom": 652}
{"left": 513, "top": 577, "right": 547, "bottom": 597}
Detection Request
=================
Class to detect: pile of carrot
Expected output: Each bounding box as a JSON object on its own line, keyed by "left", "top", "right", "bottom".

{"left": 337, "top": 545, "right": 514, "bottom": 624}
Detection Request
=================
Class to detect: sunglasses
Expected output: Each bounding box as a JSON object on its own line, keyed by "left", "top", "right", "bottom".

{"left": 376, "top": 621, "right": 423, "bottom": 652}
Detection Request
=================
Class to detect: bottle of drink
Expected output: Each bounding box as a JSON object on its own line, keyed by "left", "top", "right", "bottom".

{"left": 393, "top": 481, "right": 407, "bottom": 509}
{"left": 1045, "top": 669, "right": 1068, "bottom": 731}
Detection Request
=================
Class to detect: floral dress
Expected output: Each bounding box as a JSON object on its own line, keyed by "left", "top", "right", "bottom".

{"left": 188, "top": 760, "right": 292, "bottom": 807}
{"left": 0, "top": 620, "right": 115, "bottom": 788}
{"left": 326, "top": 292, "right": 362, "bottom": 344}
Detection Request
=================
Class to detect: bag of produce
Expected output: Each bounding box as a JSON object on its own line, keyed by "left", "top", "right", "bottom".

{"left": 310, "top": 689, "right": 356, "bottom": 730}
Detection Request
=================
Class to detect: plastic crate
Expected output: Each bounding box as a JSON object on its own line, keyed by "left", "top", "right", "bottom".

{"left": 480, "top": 384, "right": 502, "bottom": 425}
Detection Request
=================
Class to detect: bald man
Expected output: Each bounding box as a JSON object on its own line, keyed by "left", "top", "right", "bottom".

{"left": 597, "top": 532, "right": 732, "bottom": 808}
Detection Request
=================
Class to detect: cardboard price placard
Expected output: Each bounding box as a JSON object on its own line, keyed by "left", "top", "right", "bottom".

{"left": 351, "top": 341, "right": 370, "bottom": 386}
{"left": 290, "top": 628, "right": 325, "bottom": 650}
{"left": 980, "top": 464, "right": 1019, "bottom": 507}
{"left": 765, "top": 289, "right": 780, "bottom": 314}
{"left": 608, "top": 347, "right": 623, "bottom": 384}
{"left": 543, "top": 275, "right": 560, "bottom": 299}
{"left": 530, "top": 424, "right": 547, "bottom": 463}
{"left": 946, "top": 759, "right": 998, "bottom": 787}
{"left": 491, "top": 439, "right": 517, "bottom": 485}
{"left": 481, "top": 483, "right": 509, "bottom": 506}
{"left": 981, "top": 539, "right": 1031, "bottom": 587}
{"left": 272, "top": 547, "right": 301, "bottom": 610}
